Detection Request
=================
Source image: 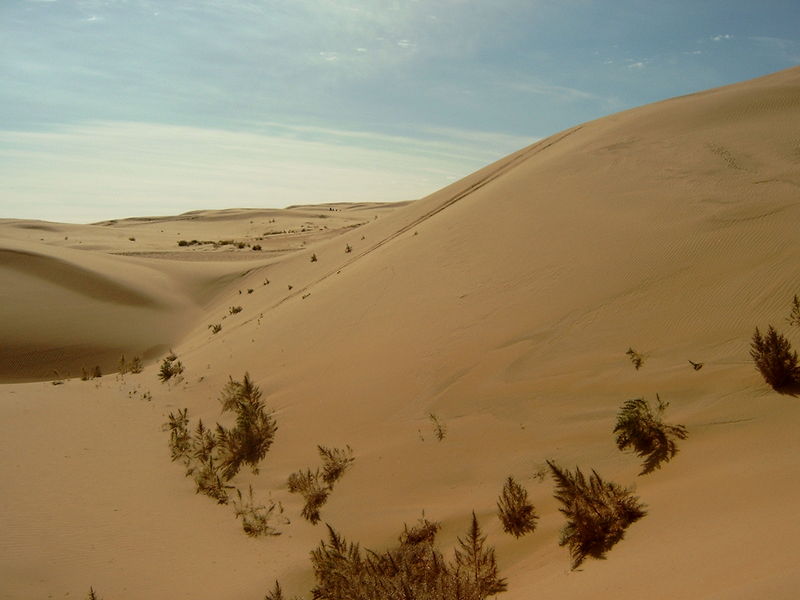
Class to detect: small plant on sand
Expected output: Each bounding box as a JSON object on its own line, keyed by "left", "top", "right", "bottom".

{"left": 625, "top": 347, "right": 644, "bottom": 370}
{"left": 264, "top": 581, "right": 300, "bottom": 600}
{"left": 288, "top": 445, "right": 355, "bottom": 524}
{"left": 158, "top": 353, "right": 184, "bottom": 382}
{"left": 209, "top": 323, "right": 222, "bottom": 334}
{"left": 310, "top": 514, "right": 506, "bottom": 600}
{"left": 787, "top": 294, "right": 800, "bottom": 327}
{"left": 229, "top": 305, "right": 243, "bottom": 315}
{"left": 547, "top": 461, "right": 646, "bottom": 569}
{"left": 429, "top": 413, "right": 447, "bottom": 441}
{"left": 319, "top": 444, "right": 355, "bottom": 487}
{"left": 81, "top": 365, "right": 102, "bottom": 381}
{"left": 129, "top": 355, "right": 143, "bottom": 373}
{"left": 310, "top": 253, "right": 318, "bottom": 262}
{"left": 750, "top": 325, "right": 800, "bottom": 390}
{"left": 86, "top": 588, "right": 102, "bottom": 600}
{"left": 215, "top": 373, "right": 278, "bottom": 479}
{"left": 614, "top": 395, "right": 688, "bottom": 475}
{"left": 497, "top": 476, "right": 538, "bottom": 538}
{"left": 232, "top": 485, "right": 287, "bottom": 537}
{"left": 165, "top": 408, "right": 191, "bottom": 463}
{"left": 288, "top": 468, "right": 329, "bottom": 524}
{"left": 118, "top": 354, "right": 143, "bottom": 375}
{"left": 345, "top": 244, "right": 352, "bottom": 253}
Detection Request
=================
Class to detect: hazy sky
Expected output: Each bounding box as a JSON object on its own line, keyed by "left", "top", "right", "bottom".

{"left": 2, "top": 0, "right": 799, "bottom": 222}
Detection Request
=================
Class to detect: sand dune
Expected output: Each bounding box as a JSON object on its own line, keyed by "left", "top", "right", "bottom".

{"left": 1, "top": 67, "right": 799, "bottom": 599}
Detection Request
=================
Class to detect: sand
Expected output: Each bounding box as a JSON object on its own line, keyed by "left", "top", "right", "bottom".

{"left": 1, "top": 67, "right": 799, "bottom": 599}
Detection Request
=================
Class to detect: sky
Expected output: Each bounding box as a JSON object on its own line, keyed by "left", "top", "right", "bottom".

{"left": 1, "top": 0, "right": 799, "bottom": 223}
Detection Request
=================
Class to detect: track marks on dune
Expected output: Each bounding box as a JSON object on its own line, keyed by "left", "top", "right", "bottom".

{"left": 269, "top": 126, "right": 584, "bottom": 310}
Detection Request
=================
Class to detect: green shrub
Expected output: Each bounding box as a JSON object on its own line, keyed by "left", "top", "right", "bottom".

{"left": 614, "top": 395, "right": 688, "bottom": 475}
{"left": 547, "top": 461, "right": 646, "bottom": 569}
{"left": 750, "top": 325, "right": 800, "bottom": 389}
{"left": 497, "top": 476, "right": 538, "bottom": 538}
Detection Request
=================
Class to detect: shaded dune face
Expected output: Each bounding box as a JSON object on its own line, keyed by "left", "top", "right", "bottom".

{"left": 0, "top": 248, "right": 162, "bottom": 307}
{"left": 0, "top": 245, "right": 198, "bottom": 381}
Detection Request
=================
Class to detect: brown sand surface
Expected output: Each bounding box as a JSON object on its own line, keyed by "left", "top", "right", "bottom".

{"left": 1, "top": 68, "right": 799, "bottom": 599}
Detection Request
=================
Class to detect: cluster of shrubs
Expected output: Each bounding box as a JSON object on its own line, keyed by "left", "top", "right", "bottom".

{"left": 165, "top": 373, "right": 278, "bottom": 503}
{"left": 293, "top": 514, "right": 506, "bottom": 600}
{"left": 164, "top": 374, "right": 283, "bottom": 536}
{"left": 287, "top": 445, "right": 355, "bottom": 524}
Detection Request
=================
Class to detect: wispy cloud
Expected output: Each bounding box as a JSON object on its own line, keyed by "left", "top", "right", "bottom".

{"left": 0, "top": 120, "right": 529, "bottom": 222}
{"left": 711, "top": 34, "right": 733, "bottom": 42}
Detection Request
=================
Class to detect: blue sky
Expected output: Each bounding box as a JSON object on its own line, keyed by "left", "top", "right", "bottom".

{"left": 1, "top": 0, "right": 799, "bottom": 222}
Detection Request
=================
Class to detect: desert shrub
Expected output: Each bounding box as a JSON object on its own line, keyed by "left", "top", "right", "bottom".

{"left": 129, "top": 356, "right": 143, "bottom": 373}
{"left": 497, "top": 476, "right": 538, "bottom": 538}
{"left": 614, "top": 395, "right": 688, "bottom": 475}
{"left": 232, "top": 485, "right": 286, "bottom": 537}
{"left": 429, "top": 413, "right": 447, "bottom": 441}
{"left": 247, "top": 288, "right": 254, "bottom": 294}
{"left": 547, "top": 461, "right": 646, "bottom": 569}
{"left": 86, "top": 588, "right": 102, "bottom": 600}
{"left": 252, "top": 244, "right": 262, "bottom": 251}
{"left": 319, "top": 445, "right": 355, "bottom": 487}
{"left": 118, "top": 354, "right": 143, "bottom": 375}
{"left": 264, "top": 581, "right": 301, "bottom": 600}
{"left": 165, "top": 408, "right": 191, "bottom": 463}
{"left": 788, "top": 295, "right": 800, "bottom": 327}
{"left": 310, "top": 514, "right": 506, "bottom": 600}
{"left": 750, "top": 325, "right": 800, "bottom": 389}
{"left": 192, "top": 453, "right": 232, "bottom": 505}
{"left": 310, "top": 253, "right": 318, "bottom": 262}
{"left": 625, "top": 347, "right": 644, "bottom": 370}
{"left": 158, "top": 354, "right": 184, "bottom": 382}
{"left": 229, "top": 305, "right": 243, "bottom": 315}
{"left": 288, "top": 445, "right": 355, "bottom": 524}
{"left": 209, "top": 323, "right": 222, "bottom": 334}
{"left": 287, "top": 468, "right": 329, "bottom": 524}
{"left": 81, "top": 365, "right": 102, "bottom": 380}
{"left": 215, "top": 373, "right": 277, "bottom": 479}
{"left": 345, "top": 244, "right": 352, "bottom": 253}
{"left": 178, "top": 240, "right": 189, "bottom": 246}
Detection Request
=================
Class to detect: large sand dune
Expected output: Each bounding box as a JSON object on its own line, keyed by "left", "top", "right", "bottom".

{"left": 1, "top": 67, "right": 799, "bottom": 599}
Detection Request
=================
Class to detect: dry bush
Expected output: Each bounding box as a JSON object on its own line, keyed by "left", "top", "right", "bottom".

{"left": 310, "top": 514, "right": 506, "bottom": 600}
{"left": 86, "top": 588, "right": 102, "bottom": 600}
{"left": 287, "top": 468, "right": 329, "bottom": 524}
{"left": 497, "top": 476, "right": 538, "bottom": 538}
{"left": 625, "top": 347, "right": 644, "bottom": 370}
{"left": 158, "top": 354, "right": 184, "bottom": 382}
{"left": 787, "top": 294, "right": 800, "bottom": 327}
{"left": 215, "top": 373, "right": 278, "bottom": 479}
{"left": 614, "top": 395, "right": 688, "bottom": 475}
{"left": 165, "top": 408, "right": 191, "bottom": 463}
{"left": 751, "top": 325, "right": 800, "bottom": 390}
{"left": 547, "top": 461, "right": 646, "bottom": 569}
{"left": 429, "top": 413, "right": 447, "bottom": 441}
{"left": 118, "top": 354, "right": 143, "bottom": 375}
{"left": 319, "top": 445, "right": 355, "bottom": 487}
{"left": 209, "top": 323, "right": 222, "bottom": 334}
{"left": 229, "top": 305, "right": 243, "bottom": 315}
{"left": 232, "top": 485, "right": 286, "bottom": 537}
{"left": 288, "top": 445, "right": 355, "bottom": 524}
